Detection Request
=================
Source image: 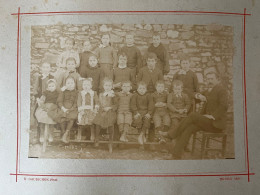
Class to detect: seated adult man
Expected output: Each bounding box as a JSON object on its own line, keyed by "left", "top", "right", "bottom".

{"left": 160, "top": 71, "right": 228, "bottom": 159}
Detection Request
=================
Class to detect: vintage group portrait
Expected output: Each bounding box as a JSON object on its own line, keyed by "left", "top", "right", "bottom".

{"left": 28, "top": 22, "right": 234, "bottom": 160}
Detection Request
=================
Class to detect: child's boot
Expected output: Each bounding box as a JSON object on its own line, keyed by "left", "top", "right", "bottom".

{"left": 62, "top": 130, "right": 70, "bottom": 143}
{"left": 77, "top": 127, "right": 82, "bottom": 141}
{"left": 39, "top": 124, "right": 44, "bottom": 143}
{"left": 108, "top": 143, "right": 113, "bottom": 153}
{"left": 90, "top": 126, "right": 95, "bottom": 141}
{"left": 48, "top": 126, "right": 54, "bottom": 142}
{"left": 138, "top": 132, "right": 144, "bottom": 145}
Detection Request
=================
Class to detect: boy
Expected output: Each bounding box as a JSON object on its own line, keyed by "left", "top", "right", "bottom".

{"left": 116, "top": 81, "right": 133, "bottom": 142}
{"left": 151, "top": 80, "right": 170, "bottom": 142}
{"left": 148, "top": 33, "right": 170, "bottom": 74}
{"left": 118, "top": 32, "right": 143, "bottom": 75}
{"left": 172, "top": 55, "right": 199, "bottom": 99}
{"left": 131, "top": 82, "right": 153, "bottom": 147}
{"left": 113, "top": 52, "right": 136, "bottom": 91}
{"left": 80, "top": 54, "right": 104, "bottom": 93}
{"left": 166, "top": 80, "right": 191, "bottom": 135}
{"left": 137, "top": 52, "right": 164, "bottom": 93}
{"left": 58, "top": 57, "right": 81, "bottom": 91}
{"left": 96, "top": 33, "right": 117, "bottom": 79}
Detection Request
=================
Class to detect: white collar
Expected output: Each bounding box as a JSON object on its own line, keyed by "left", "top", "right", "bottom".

{"left": 103, "top": 90, "right": 114, "bottom": 97}
{"left": 118, "top": 64, "right": 127, "bottom": 69}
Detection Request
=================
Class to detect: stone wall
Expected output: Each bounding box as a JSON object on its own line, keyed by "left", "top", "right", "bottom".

{"left": 30, "top": 23, "right": 234, "bottom": 110}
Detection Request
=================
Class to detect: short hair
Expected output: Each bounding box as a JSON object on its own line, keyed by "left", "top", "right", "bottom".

{"left": 47, "top": 79, "right": 57, "bottom": 86}
{"left": 146, "top": 52, "right": 158, "bottom": 60}
{"left": 121, "top": 80, "right": 132, "bottom": 86}
{"left": 41, "top": 62, "right": 51, "bottom": 67}
{"left": 118, "top": 52, "right": 128, "bottom": 58}
{"left": 137, "top": 81, "right": 147, "bottom": 88}
{"left": 65, "top": 76, "right": 75, "bottom": 83}
{"left": 101, "top": 33, "right": 110, "bottom": 38}
{"left": 65, "top": 38, "right": 75, "bottom": 45}
{"left": 155, "top": 80, "right": 165, "bottom": 87}
{"left": 66, "top": 57, "right": 76, "bottom": 64}
{"left": 152, "top": 32, "right": 161, "bottom": 37}
{"left": 205, "top": 71, "right": 219, "bottom": 79}
{"left": 172, "top": 80, "right": 183, "bottom": 88}
{"left": 102, "top": 77, "right": 113, "bottom": 86}
{"left": 82, "top": 77, "right": 93, "bottom": 85}
{"left": 179, "top": 54, "right": 190, "bottom": 62}
{"left": 88, "top": 53, "right": 98, "bottom": 60}
{"left": 125, "top": 32, "right": 135, "bottom": 37}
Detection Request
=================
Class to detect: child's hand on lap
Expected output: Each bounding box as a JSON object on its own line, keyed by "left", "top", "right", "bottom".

{"left": 144, "top": 113, "right": 151, "bottom": 119}
{"left": 134, "top": 113, "right": 141, "bottom": 119}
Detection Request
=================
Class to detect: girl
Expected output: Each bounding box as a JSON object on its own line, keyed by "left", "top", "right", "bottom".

{"left": 78, "top": 40, "right": 95, "bottom": 77}
{"left": 95, "top": 34, "right": 117, "bottom": 79}
{"left": 77, "top": 78, "right": 99, "bottom": 141}
{"left": 49, "top": 77, "right": 78, "bottom": 143}
{"left": 55, "top": 38, "right": 80, "bottom": 85}
{"left": 35, "top": 79, "right": 59, "bottom": 143}
{"left": 92, "top": 78, "right": 117, "bottom": 152}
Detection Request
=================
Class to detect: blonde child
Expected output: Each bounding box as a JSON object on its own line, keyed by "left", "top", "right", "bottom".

{"left": 35, "top": 79, "right": 59, "bottom": 143}
{"left": 93, "top": 78, "right": 117, "bottom": 152}
{"left": 118, "top": 32, "right": 143, "bottom": 75}
{"left": 131, "top": 82, "right": 153, "bottom": 148}
{"left": 137, "top": 52, "right": 163, "bottom": 93}
{"left": 166, "top": 80, "right": 191, "bottom": 137}
{"left": 116, "top": 81, "right": 133, "bottom": 142}
{"left": 58, "top": 57, "right": 81, "bottom": 91}
{"left": 151, "top": 80, "right": 170, "bottom": 142}
{"left": 113, "top": 52, "right": 136, "bottom": 91}
{"left": 55, "top": 38, "right": 80, "bottom": 83}
{"left": 148, "top": 33, "right": 170, "bottom": 74}
{"left": 95, "top": 33, "right": 117, "bottom": 79}
{"left": 77, "top": 78, "right": 99, "bottom": 141}
{"left": 80, "top": 54, "right": 104, "bottom": 93}
{"left": 49, "top": 77, "right": 78, "bottom": 143}
{"left": 78, "top": 40, "right": 95, "bottom": 77}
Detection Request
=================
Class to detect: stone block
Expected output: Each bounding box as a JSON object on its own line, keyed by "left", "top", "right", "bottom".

{"left": 181, "top": 31, "right": 194, "bottom": 39}
{"left": 35, "top": 42, "right": 50, "bottom": 49}
{"left": 167, "top": 30, "right": 179, "bottom": 39}
{"left": 186, "top": 40, "right": 196, "bottom": 47}
{"left": 201, "top": 52, "right": 212, "bottom": 57}
{"left": 153, "top": 24, "right": 162, "bottom": 31}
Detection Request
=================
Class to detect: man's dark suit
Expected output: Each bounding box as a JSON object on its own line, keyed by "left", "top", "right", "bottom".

{"left": 168, "top": 83, "right": 228, "bottom": 158}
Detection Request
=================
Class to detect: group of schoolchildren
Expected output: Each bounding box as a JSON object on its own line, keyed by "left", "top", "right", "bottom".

{"left": 32, "top": 31, "right": 201, "bottom": 153}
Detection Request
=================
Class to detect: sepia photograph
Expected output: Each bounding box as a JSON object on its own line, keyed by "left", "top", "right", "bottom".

{"left": 28, "top": 23, "right": 235, "bottom": 160}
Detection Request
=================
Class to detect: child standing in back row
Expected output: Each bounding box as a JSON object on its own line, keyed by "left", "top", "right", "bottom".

{"left": 55, "top": 38, "right": 80, "bottom": 84}
{"left": 148, "top": 33, "right": 170, "bottom": 74}
{"left": 118, "top": 32, "right": 143, "bottom": 75}
{"left": 96, "top": 34, "right": 117, "bottom": 79}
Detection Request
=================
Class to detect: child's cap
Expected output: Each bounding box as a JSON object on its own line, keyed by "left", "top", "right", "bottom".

{"left": 83, "top": 77, "right": 93, "bottom": 84}
{"left": 66, "top": 57, "right": 76, "bottom": 64}
{"left": 88, "top": 53, "right": 98, "bottom": 60}
{"left": 65, "top": 76, "right": 76, "bottom": 83}
{"left": 146, "top": 52, "right": 158, "bottom": 60}
{"left": 121, "top": 80, "right": 132, "bottom": 86}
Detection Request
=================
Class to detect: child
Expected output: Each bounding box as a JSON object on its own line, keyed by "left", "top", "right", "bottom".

{"left": 78, "top": 40, "right": 95, "bottom": 77}
{"left": 92, "top": 78, "right": 117, "bottom": 152}
{"left": 118, "top": 32, "right": 143, "bottom": 75}
{"left": 79, "top": 54, "right": 104, "bottom": 93}
{"left": 32, "top": 62, "right": 55, "bottom": 98}
{"left": 172, "top": 55, "right": 199, "bottom": 99}
{"left": 96, "top": 34, "right": 117, "bottom": 79}
{"left": 55, "top": 38, "right": 80, "bottom": 83}
{"left": 113, "top": 52, "right": 136, "bottom": 91}
{"left": 148, "top": 33, "right": 170, "bottom": 74}
{"left": 77, "top": 78, "right": 99, "bottom": 141}
{"left": 137, "top": 52, "right": 164, "bottom": 93}
{"left": 49, "top": 77, "right": 78, "bottom": 143}
{"left": 35, "top": 79, "right": 59, "bottom": 143}
{"left": 166, "top": 80, "right": 191, "bottom": 135}
{"left": 116, "top": 81, "right": 133, "bottom": 142}
{"left": 131, "top": 82, "right": 153, "bottom": 148}
{"left": 151, "top": 80, "right": 170, "bottom": 142}
{"left": 58, "top": 57, "right": 81, "bottom": 91}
